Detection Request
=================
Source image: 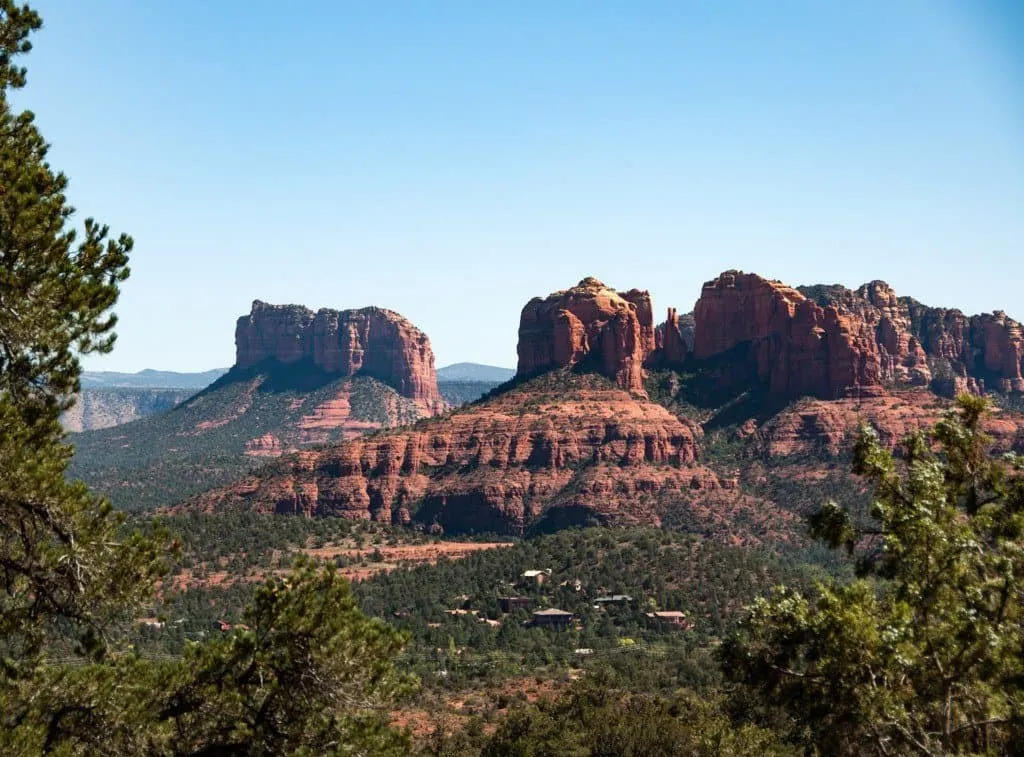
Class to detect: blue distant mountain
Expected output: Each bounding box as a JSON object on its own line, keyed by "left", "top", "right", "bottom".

{"left": 436, "top": 363, "right": 515, "bottom": 382}
{"left": 80, "top": 368, "right": 229, "bottom": 390}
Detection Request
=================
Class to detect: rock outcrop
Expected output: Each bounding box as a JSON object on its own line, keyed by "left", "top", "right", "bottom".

{"left": 516, "top": 278, "right": 653, "bottom": 394}
{"left": 749, "top": 391, "right": 1024, "bottom": 458}
{"left": 655, "top": 308, "right": 691, "bottom": 366}
{"left": 692, "top": 271, "right": 883, "bottom": 400}
{"left": 61, "top": 388, "right": 193, "bottom": 432}
{"left": 689, "top": 271, "right": 1024, "bottom": 401}
{"left": 235, "top": 301, "right": 444, "bottom": 413}
{"left": 186, "top": 375, "right": 743, "bottom": 536}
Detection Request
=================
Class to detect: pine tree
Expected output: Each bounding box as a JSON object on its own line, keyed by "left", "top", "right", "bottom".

{"left": 0, "top": 5, "right": 413, "bottom": 753}
{"left": 0, "top": 0, "right": 165, "bottom": 677}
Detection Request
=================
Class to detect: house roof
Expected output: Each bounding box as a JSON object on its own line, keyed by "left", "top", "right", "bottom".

{"left": 647, "top": 611, "right": 687, "bottom": 619}
{"left": 533, "top": 608, "right": 573, "bottom": 617}
{"left": 595, "top": 594, "right": 633, "bottom": 602}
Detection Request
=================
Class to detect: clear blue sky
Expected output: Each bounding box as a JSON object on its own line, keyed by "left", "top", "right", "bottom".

{"left": 16, "top": 1, "right": 1024, "bottom": 371}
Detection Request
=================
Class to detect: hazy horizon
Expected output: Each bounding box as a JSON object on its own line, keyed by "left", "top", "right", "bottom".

{"left": 18, "top": 1, "right": 1024, "bottom": 372}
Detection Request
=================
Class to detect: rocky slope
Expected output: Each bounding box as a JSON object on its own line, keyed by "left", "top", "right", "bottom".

{"left": 61, "top": 388, "right": 193, "bottom": 432}
{"left": 71, "top": 301, "right": 448, "bottom": 511}
{"left": 186, "top": 372, "right": 797, "bottom": 541}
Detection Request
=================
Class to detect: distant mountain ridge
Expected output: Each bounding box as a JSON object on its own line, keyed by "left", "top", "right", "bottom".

{"left": 436, "top": 363, "right": 515, "bottom": 382}
{"left": 81, "top": 368, "right": 228, "bottom": 389}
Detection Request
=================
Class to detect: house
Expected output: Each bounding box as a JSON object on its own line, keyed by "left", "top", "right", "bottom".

{"left": 594, "top": 594, "right": 633, "bottom": 606}
{"left": 499, "top": 596, "right": 530, "bottom": 613}
{"left": 646, "top": 611, "right": 691, "bottom": 628}
{"left": 521, "top": 569, "right": 552, "bottom": 586}
{"left": 531, "top": 608, "right": 573, "bottom": 629}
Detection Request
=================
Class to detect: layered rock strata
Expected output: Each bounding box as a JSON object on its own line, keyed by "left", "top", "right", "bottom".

{"left": 235, "top": 301, "right": 444, "bottom": 412}
{"left": 516, "top": 278, "right": 653, "bottom": 394}
{"left": 692, "top": 271, "right": 883, "bottom": 400}
{"left": 689, "top": 271, "right": 1024, "bottom": 400}
{"left": 187, "top": 377, "right": 729, "bottom": 535}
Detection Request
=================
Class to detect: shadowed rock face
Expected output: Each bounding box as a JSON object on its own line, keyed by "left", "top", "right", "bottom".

{"left": 655, "top": 308, "right": 691, "bottom": 366}
{"left": 235, "top": 301, "right": 444, "bottom": 413}
{"left": 516, "top": 278, "right": 653, "bottom": 394}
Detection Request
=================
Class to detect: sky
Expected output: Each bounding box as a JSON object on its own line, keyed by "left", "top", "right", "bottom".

{"left": 15, "top": 0, "right": 1024, "bottom": 371}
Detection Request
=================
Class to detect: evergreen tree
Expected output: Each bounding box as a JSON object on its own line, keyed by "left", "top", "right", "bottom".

{"left": 722, "top": 396, "right": 1024, "bottom": 755}
{"left": 0, "top": 0, "right": 165, "bottom": 677}
{"left": 0, "top": 4, "right": 413, "bottom": 753}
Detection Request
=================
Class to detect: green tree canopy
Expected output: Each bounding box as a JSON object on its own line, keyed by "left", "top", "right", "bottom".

{"left": 0, "top": 0, "right": 162, "bottom": 675}
{"left": 722, "top": 395, "right": 1024, "bottom": 755}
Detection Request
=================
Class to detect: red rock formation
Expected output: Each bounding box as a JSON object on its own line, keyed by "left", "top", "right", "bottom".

{"left": 656, "top": 308, "right": 689, "bottom": 365}
{"left": 693, "top": 271, "right": 883, "bottom": 400}
{"left": 185, "top": 376, "right": 740, "bottom": 536}
{"left": 516, "top": 278, "right": 653, "bottom": 393}
{"left": 801, "top": 284, "right": 1024, "bottom": 397}
{"left": 972, "top": 311, "right": 1024, "bottom": 394}
{"left": 690, "top": 271, "right": 1024, "bottom": 400}
{"left": 235, "top": 301, "right": 444, "bottom": 413}
{"left": 849, "top": 281, "right": 931, "bottom": 386}
{"left": 753, "top": 392, "right": 1024, "bottom": 458}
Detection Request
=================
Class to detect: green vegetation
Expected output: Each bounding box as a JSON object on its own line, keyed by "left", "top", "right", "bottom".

{"left": 722, "top": 396, "right": 1024, "bottom": 755}
{"left": 438, "top": 380, "right": 501, "bottom": 406}
{"left": 464, "top": 678, "right": 793, "bottom": 756}
{"left": 5, "top": 0, "right": 1023, "bottom": 750}
{"left": 795, "top": 283, "right": 850, "bottom": 307}
{"left": 69, "top": 369, "right": 419, "bottom": 511}
{"left": 133, "top": 524, "right": 822, "bottom": 693}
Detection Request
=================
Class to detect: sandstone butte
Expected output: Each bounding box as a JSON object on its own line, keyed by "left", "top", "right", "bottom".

{"left": 235, "top": 300, "right": 445, "bottom": 415}
{"left": 516, "top": 277, "right": 655, "bottom": 394}
{"left": 689, "top": 270, "right": 1024, "bottom": 400}
{"left": 186, "top": 272, "right": 1024, "bottom": 537}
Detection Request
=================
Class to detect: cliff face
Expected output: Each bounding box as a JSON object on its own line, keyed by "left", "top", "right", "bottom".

{"left": 692, "top": 271, "right": 883, "bottom": 400}
{"left": 186, "top": 375, "right": 735, "bottom": 535}
{"left": 903, "top": 308, "right": 1024, "bottom": 396}
{"left": 235, "top": 301, "right": 444, "bottom": 413}
{"left": 61, "top": 388, "right": 193, "bottom": 432}
{"left": 688, "top": 271, "right": 1024, "bottom": 401}
{"left": 516, "top": 278, "right": 653, "bottom": 394}
{"left": 654, "top": 308, "right": 692, "bottom": 366}
{"left": 178, "top": 273, "right": 1024, "bottom": 538}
